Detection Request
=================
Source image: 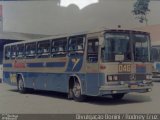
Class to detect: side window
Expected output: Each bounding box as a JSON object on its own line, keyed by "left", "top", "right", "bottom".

{"left": 68, "top": 36, "right": 85, "bottom": 53}
{"left": 51, "top": 38, "right": 67, "bottom": 57}
{"left": 87, "top": 39, "right": 99, "bottom": 63}
{"left": 37, "top": 40, "right": 50, "bottom": 58}
{"left": 17, "top": 44, "right": 25, "bottom": 59}
{"left": 5, "top": 46, "right": 11, "bottom": 60}
{"left": 11, "top": 45, "right": 17, "bottom": 59}
{"left": 25, "top": 42, "right": 36, "bottom": 58}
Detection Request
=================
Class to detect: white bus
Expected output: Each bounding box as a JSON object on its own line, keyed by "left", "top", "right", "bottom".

{"left": 3, "top": 29, "right": 153, "bottom": 101}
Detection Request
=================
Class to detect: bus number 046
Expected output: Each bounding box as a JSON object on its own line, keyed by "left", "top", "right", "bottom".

{"left": 118, "top": 64, "right": 131, "bottom": 73}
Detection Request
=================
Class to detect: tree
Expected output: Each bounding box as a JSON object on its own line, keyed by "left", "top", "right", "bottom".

{"left": 132, "top": 0, "right": 150, "bottom": 25}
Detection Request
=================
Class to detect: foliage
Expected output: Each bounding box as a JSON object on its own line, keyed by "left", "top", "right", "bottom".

{"left": 132, "top": 0, "right": 150, "bottom": 24}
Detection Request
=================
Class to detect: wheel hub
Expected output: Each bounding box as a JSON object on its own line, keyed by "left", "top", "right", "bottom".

{"left": 73, "top": 82, "right": 81, "bottom": 97}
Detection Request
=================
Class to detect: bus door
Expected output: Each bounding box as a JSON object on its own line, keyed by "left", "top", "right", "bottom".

{"left": 86, "top": 38, "right": 100, "bottom": 95}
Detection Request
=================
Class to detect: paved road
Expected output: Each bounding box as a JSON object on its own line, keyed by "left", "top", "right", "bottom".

{"left": 0, "top": 82, "right": 159, "bottom": 114}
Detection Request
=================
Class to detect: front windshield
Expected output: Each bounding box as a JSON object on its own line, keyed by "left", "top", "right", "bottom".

{"left": 103, "top": 33, "right": 131, "bottom": 62}
{"left": 103, "top": 32, "right": 150, "bottom": 62}
{"left": 151, "top": 46, "right": 160, "bottom": 62}
{"left": 133, "top": 34, "right": 150, "bottom": 62}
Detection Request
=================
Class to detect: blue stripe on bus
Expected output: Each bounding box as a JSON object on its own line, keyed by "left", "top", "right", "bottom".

{"left": 27, "top": 63, "right": 43, "bottom": 67}
{"left": 3, "top": 64, "right": 12, "bottom": 68}
{"left": 27, "top": 62, "right": 65, "bottom": 68}
{"left": 46, "top": 62, "right": 65, "bottom": 67}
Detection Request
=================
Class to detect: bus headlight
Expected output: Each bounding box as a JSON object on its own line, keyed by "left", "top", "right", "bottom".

{"left": 107, "top": 75, "right": 113, "bottom": 81}
{"left": 113, "top": 75, "right": 118, "bottom": 81}
{"left": 107, "top": 75, "right": 118, "bottom": 81}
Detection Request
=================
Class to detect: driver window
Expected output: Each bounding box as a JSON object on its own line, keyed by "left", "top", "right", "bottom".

{"left": 87, "top": 39, "right": 99, "bottom": 63}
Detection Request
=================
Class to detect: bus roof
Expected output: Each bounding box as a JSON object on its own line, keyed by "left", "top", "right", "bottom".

{"left": 4, "top": 28, "right": 150, "bottom": 47}
{"left": 105, "top": 29, "right": 149, "bottom": 34}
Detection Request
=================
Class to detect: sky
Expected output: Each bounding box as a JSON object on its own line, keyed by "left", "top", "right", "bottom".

{"left": 1, "top": 0, "right": 160, "bottom": 35}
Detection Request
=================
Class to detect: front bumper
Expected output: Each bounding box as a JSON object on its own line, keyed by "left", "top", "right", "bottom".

{"left": 99, "top": 83, "right": 153, "bottom": 95}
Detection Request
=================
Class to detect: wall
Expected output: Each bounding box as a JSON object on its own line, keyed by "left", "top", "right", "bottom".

{"left": 2, "top": 0, "right": 160, "bottom": 35}
{"left": 2, "top": 0, "right": 139, "bottom": 35}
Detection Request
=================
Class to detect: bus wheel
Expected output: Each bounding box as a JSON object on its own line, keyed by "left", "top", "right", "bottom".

{"left": 112, "top": 93, "right": 125, "bottom": 100}
{"left": 17, "top": 76, "right": 26, "bottom": 93}
{"left": 72, "top": 79, "right": 85, "bottom": 102}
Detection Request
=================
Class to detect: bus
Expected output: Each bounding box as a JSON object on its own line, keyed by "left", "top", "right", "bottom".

{"left": 0, "top": 39, "right": 22, "bottom": 83}
{"left": 3, "top": 29, "right": 153, "bottom": 101}
{"left": 151, "top": 41, "right": 160, "bottom": 81}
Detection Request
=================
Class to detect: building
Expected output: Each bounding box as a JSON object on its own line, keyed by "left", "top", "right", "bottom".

{"left": 136, "top": 24, "right": 160, "bottom": 43}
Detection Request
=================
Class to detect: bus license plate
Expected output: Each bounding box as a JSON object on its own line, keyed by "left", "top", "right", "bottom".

{"left": 130, "top": 85, "right": 138, "bottom": 89}
{"left": 118, "top": 64, "right": 131, "bottom": 73}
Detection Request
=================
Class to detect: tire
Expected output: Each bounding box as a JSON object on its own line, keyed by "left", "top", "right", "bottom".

{"left": 17, "top": 76, "right": 26, "bottom": 93}
{"left": 112, "top": 93, "right": 125, "bottom": 100}
{"left": 72, "top": 79, "right": 85, "bottom": 102}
